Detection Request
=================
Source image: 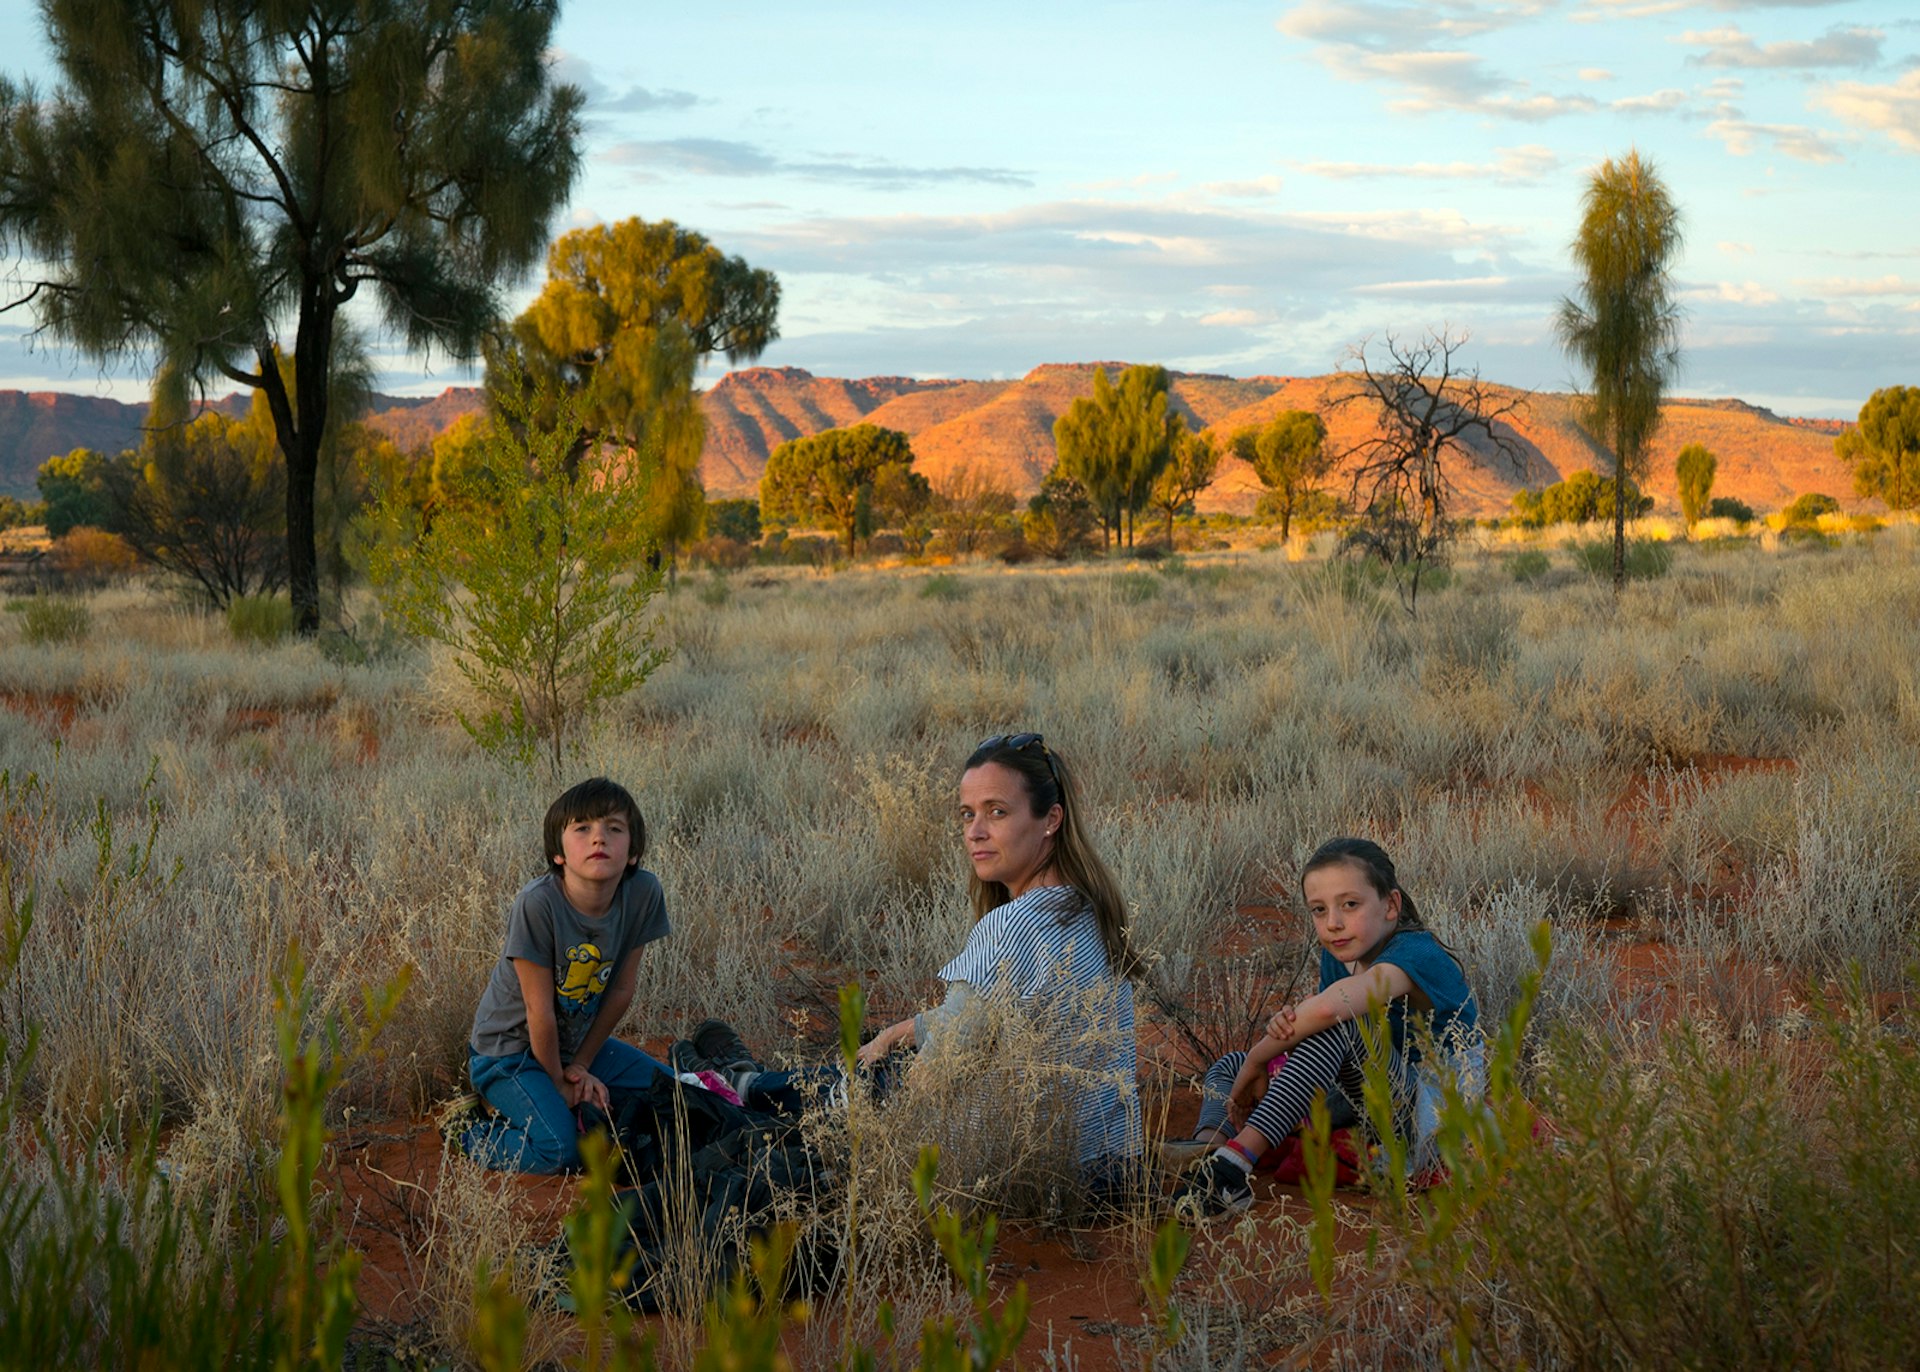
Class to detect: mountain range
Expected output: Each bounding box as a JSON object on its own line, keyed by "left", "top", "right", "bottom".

{"left": 1, "top": 365, "right": 1859, "bottom": 519}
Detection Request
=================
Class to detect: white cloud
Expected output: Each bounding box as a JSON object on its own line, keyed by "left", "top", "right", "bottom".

{"left": 1295, "top": 144, "right": 1560, "bottom": 183}
{"left": 603, "top": 138, "right": 1034, "bottom": 188}
{"left": 1682, "top": 280, "right": 1781, "bottom": 305}
{"left": 1275, "top": 0, "right": 1594, "bottom": 121}
{"left": 1201, "top": 175, "right": 1286, "bottom": 198}
{"left": 1717, "top": 240, "right": 1757, "bottom": 256}
{"left": 1200, "top": 308, "right": 1266, "bottom": 326}
{"left": 1706, "top": 117, "right": 1846, "bottom": 162}
{"left": 1678, "top": 24, "right": 1882, "bottom": 70}
{"left": 1612, "top": 89, "right": 1690, "bottom": 113}
{"left": 1796, "top": 275, "right": 1920, "bottom": 297}
{"left": 1815, "top": 69, "right": 1920, "bottom": 153}
{"left": 1579, "top": 67, "right": 1615, "bottom": 81}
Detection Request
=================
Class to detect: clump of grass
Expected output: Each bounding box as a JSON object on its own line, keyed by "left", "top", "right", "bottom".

{"left": 226, "top": 593, "right": 294, "bottom": 645}
{"left": 1573, "top": 537, "right": 1673, "bottom": 580}
{"left": 18, "top": 595, "right": 92, "bottom": 645}
{"left": 1505, "top": 548, "right": 1551, "bottom": 583}
{"left": 919, "top": 572, "right": 966, "bottom": 601}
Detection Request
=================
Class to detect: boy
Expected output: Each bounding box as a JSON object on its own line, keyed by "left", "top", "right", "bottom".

{"left": 460, "top": 777, "right": 671, "bottom": 1172}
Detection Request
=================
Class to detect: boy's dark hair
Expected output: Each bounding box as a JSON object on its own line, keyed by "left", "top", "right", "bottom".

{"left": 543, "top": 777, "right": 646, "bottom": 870}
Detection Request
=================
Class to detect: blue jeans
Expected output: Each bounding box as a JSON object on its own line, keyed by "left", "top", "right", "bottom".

{"left": 465, "top": 1039, "right": 669, "bottom": 1174}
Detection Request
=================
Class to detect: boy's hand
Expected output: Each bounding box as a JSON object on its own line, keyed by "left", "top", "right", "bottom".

{"left": 562, "top": 1064, "right": 609, "bottom": 1113}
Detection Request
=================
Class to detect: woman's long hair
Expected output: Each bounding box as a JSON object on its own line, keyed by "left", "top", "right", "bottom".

{"left": 963, "top": 737, "right": 1145, "bottom": 982}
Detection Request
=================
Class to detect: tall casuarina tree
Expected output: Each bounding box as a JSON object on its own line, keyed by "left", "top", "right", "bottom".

{"left": 1555, "top": 149, "right": 1684, "bottom": 594}
{"left": 0, "top": 0, "right": 583, "bottom": 633}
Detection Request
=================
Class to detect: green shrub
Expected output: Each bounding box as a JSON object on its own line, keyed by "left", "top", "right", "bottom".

{"left": 1111, "top": 570, "right": 1161, "bottom": 604}
{"left": 1573, "top": 537, "right": 1672, "bottom": 580}
{"left": 18, "top": 596, "right": 91, "bottom": 645}
{"left": 1707, "top": 495, "right": 1756, "bottom": 524}
{"left": 918, "top": 572, "right": 965, "bottom": 601}
{"left": 1506, "top": 549, "right": 1552, "bottom": 583}
{"left": 698, "top": 573, "right": 731, "bottom": 608}
{"left": 1782, "top": 492, "right": 1840, "bottom": 527}
{"left": 226, "top": 594, "right": 293, "bottom": 645}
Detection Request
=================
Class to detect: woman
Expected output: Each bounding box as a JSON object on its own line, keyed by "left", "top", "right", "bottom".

{"left": 698, "top": 734, "right": 1145, "bottom": 1187}
{"left": 858, "top": 733, "right": 1145, "bottom": 1180}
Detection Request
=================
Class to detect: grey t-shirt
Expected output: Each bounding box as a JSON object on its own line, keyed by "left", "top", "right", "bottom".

{"left": 469, "top": 868, "right": 670, "bottom": 1060}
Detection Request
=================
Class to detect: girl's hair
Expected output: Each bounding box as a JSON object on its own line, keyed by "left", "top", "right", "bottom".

{"left": 963, "top": 736, "right": 1145, "bottom": 981}
{"left": 543, "top": 777, "right": 646, "bottom": 870}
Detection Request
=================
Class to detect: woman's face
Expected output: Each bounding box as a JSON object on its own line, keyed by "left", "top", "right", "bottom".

{"left": 959, "top": 762, "right": 1061, "bottom": 897}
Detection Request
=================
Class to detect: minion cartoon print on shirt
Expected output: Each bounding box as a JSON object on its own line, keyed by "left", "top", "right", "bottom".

{"left": 557, "top": 941, "right": 614, "bottom": 1015}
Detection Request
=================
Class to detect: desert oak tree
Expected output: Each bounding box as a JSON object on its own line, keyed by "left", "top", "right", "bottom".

{"left": 760, "top": 424, "right": 920, "bottom": 558}
{"left": 1556, "top": 150, "right": 1684, "bottom": 593}
{"left": 1052, "top": 364, "right": 1180, "bottom": 549}
{"left": 1231, "top": 409, "right": 1333, "bottom": 541}
{"left": 498, "top": 218, "right": 780, "bottom": 556}
{"left": 1674, "top": 442, "right": 1717, "bottom": 530}
{"left": 0, "top": 0, "right": 582, "bottom": 634}
{"left": 1835, "top": 385, "right": 1919, "bottom": 512}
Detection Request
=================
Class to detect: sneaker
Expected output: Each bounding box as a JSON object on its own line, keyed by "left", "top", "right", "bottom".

{"left": 689, "top": 1018, "right": 760, "bottom": 1072}
{"left": 668, "top": 1039, "right": 710, "bottom": 1075}
{"left": 1169, "top": 1152, "right": 1255, "bottom": 1221}
{"left": 1158, "top": 1134, "right": 1229, "bottom": 1169}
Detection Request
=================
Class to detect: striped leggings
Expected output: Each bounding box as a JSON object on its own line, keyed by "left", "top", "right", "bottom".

{"left": 1196, "top": 1020, "right": 1411, "bottom": 1150}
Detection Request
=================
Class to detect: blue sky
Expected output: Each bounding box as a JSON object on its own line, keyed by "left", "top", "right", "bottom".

{"left": 3, "top": 0, "right": 1917, "bottom": 416}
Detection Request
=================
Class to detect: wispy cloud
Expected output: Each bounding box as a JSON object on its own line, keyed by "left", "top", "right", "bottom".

{"left": 1814, "top": 69, "right": 1920, "bottom": 153}
{"left": 1705, "top": 116, "right": 1846, "bottom": 162}
{"left": 548, "top": 52, "right": 700, "bottom": 114}
{"left": 1295, "top": 144, "right": 1560, "bottom": 183}
{"left": 604, "top": 137, "right": 1034, "bottom": 189}
{"left": 1679, "top": 24, "right": 1883, "bottom": 70}
{"left": 1276, "top": 0, "right": 1597, "bottom": 121}
{"left": 1796, "top": 274, "right": 1920, "bottom": 297}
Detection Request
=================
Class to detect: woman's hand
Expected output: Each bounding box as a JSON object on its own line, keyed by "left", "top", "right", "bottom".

{"left": 856, "top": 1018, "right": 911, "bottom": 1067}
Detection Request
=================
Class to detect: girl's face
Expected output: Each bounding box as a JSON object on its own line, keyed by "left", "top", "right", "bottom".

{"left": 959, "top": 762, "right": 1061, "bottom": 898}
{"left": 1303, "top": 860, "right": 1401, "bottom": 967}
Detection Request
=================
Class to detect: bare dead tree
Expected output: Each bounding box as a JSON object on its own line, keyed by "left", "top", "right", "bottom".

{"left": 1332, "top": 327, "right": 1527, "bottom": 611}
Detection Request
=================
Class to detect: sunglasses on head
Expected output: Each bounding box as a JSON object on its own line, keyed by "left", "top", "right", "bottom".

{"left": 977, "top": 732, "right": 1044, "bottom": 753}
{"left": 976, "top": 732, "right": 1061, "bottom": 787}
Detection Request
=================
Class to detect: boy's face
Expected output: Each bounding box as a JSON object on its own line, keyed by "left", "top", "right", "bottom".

{"left": 551, "top": 811, "right": 638, "bottom": 881}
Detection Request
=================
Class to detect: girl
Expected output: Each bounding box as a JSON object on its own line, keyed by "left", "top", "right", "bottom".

{"left": 1170, "top": 837, "right": 1480, "bottom": 1219}
{"left": 461, "top": 777, "right": 673, "bottom": 1173}
{"left": 722, "top": 734, "right": 1145, "bottom": 1186}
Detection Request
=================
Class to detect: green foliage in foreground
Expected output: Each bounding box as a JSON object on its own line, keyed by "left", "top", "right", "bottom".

{"left": 1297, "top": 926, "right": 1920, "bottom": 1369}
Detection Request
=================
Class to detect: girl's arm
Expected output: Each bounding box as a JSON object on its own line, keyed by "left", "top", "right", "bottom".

{"left": 1278, "top": 963, "right": 1414, "bottom": 1047}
